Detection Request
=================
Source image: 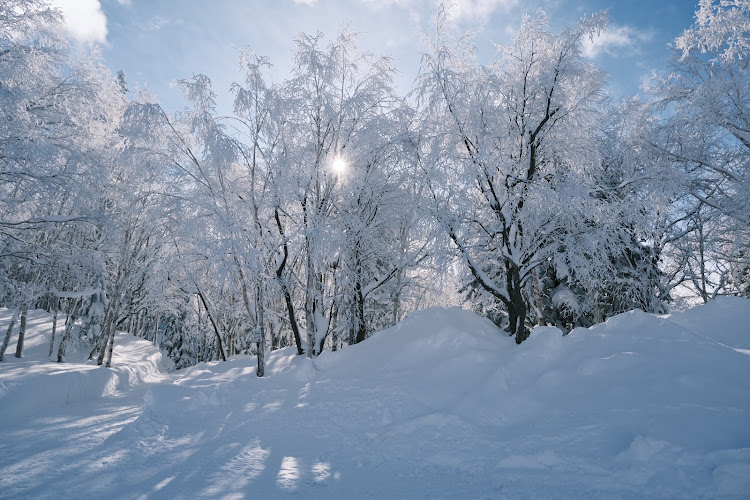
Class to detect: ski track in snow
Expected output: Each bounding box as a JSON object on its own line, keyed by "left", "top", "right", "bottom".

{"left": 1, "top": 298, "right": 749, "bottom": 499}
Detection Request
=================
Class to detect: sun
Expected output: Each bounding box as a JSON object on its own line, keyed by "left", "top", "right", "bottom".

{"left": 330, "top": 156, "right": 348, "bottom": 175}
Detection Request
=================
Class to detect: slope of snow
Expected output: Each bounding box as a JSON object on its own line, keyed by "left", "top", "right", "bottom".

{"left": 665, "top": 296, "right": 750, "bottom": 353}
{"left": 0, "top": 310, "right": 167, "bottom": 423}
{"left": 0, "top": 301, "right": 748, "bottom": 498}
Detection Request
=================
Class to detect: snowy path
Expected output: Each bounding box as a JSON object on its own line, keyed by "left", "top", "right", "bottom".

{"left": 1, "top": 299, "right": 749, "bottom": 498}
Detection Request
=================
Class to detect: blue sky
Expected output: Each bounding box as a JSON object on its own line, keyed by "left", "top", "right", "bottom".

{"left": 51, "top": 0, "right": 699, "bottom": 113}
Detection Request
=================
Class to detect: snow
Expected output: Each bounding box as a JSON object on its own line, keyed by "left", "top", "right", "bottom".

{"left": 664, "top": 296, "right": 750, "bottom": 354}
{"left": 1, "top": 300, "right": 749, "bottom": 498}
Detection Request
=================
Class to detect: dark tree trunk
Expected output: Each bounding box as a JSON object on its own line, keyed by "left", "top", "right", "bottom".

{"left": 281, "top": 286, "right": 304, "bottom": 356}
{"left": 96, "top": 314, "right": 111, "bottom": 365}
{"left": 0, "top": 309, "right": 19, "bottom": 362}
{"left": 506, "top": 264, "right": 529, "bottom": 344}
{"left": 275, "top": 208, "right": 304, "bottom": 355}
{"left": 14, "top": 305, "right": 28, "bottom": 358}
{"left": 256, "top": 290, "right": 265, "bottom": 378}
{"left": 48, "top": 303, "right": 59, "bottom": 358}
{"left": 58, "top": 300, "right": 82, "bottom": 363}
{"left": 240, "top": 278, "right": 266, "bottom": 376}
{"left": 98, "top": 301, "right": 121, "bottom": 366}
{"left": 196, "top": 288, "right": 227, "bottom": 362}
{"left": 354, "top": 279, "right": 367, "bottom": 344}
{"left": 513, "top": 307, "right": 529, "bottom": 344}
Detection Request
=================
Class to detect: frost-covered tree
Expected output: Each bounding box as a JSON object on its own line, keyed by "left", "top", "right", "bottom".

{"left": 535, "top": 101, "right": 673, "bottom": 329}
{"left": 231, "top": 50, "right": 295, "bottom": 367}
{"left": 138, "top": 69, "right": 280, "bottom": 372}
{"left": 650, "top": 0, "right": 750, "bottom": 300}
{"left": 0, "top": 0, "right": 129, "bottom": 360}
{"left": 275, "top": 29, "right": 426, "bottom": 355}
{"left": 417, "top": 10, "right": 648, "bottom": 341}
{"left": 87, "top": 95, "right": 185, "bottom": 367}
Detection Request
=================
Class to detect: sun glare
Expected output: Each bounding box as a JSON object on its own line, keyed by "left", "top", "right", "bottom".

{"left": 330, "top": 156, "right": 347, "bottom": 175}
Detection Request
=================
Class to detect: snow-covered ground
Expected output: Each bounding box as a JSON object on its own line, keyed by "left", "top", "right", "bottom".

{"left": 1, "top": 298, "right": 749, "bottom": 499}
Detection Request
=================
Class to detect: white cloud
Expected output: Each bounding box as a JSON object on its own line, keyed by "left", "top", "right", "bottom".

{"left": 441, "top": 0, "right": 518, "bottom": 23}
{"left": 361, "top": 0, "right": 416, "bottom": 7}
{"left": 50, "top": 0, "right": 108, "bottom": 45}
{"left": 581, "top": 25, "right": 652, "bottom": 59}
{"left": 293, "top": 0, "right": 318, "bottom": 5}
{"left": 148, "top": 16, "right": 170, "bottom": 31}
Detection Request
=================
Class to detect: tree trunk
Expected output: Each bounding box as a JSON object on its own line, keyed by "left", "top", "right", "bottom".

{"left": 506, "top": 265, "right": 529, "bottom": 344}
{"left": 104, "top": 320, "right": 116, "bottom": 368}
{"left": 136, "top": 311, "right": 145, "bottom": 338}
{"left": 97, "top": 317, "right": 114, "bottom": 366}
{"left": 89, "top": 299, "right": 112, "bottom": 361}
{"left": 96, "top": 300, "right": 120, "bottom": 368}
{"left": 281, "top": 284, "right": 304, "bottom": 355}
{"left": 274, "top": 208, "right": 304, "bottom": 355}
{"left": 392, "top": 273, "right": 402, "bottom": 327}
{"left": 591, "top": 289, "right": 602, "bottom": 324}
{"left": 533, "top": 270, "right": 546, "bottom": 326}
{"left": 200, "top": 328, "right": 208, "bottom": 362}
{"left": 305, "top": 249, "right": 320, "bottom": 358}
{"left": 514, "top": 306, "right": 529, "bottom": 344}
{"left": 14, "top": 305, "right": 28, "bottom": 358}
{"left": 698, "top": 220, "right": 710, "bottom": 303}
{"left": 152, "top": 312, "right": 159, "bottom": 346}
{"left": 0, "top": 309, "right": 19, "bottom": 362}
{"left": 392, "top": 224, "right": 408, "bottom": 327}
{"left": 58, "top": 301, "right": 82, "bottom": 363}
{"left": 48, "top": 304, "right": 59, "bottom": 358}
{"left": 256, "top": 286, "right": 265, "bottom": 378}
{"left": 354, "top": 278, "right": 367, "bottom": 344}
{"left": 256, "top": 328, "right": 265, "bottom": 377}
{"left": 305, "top": 267, "right": 316, "bottom": 358}
{"left": 196, "top": 288, "right": 227, "bottom": 361}
{"left": 57, "top": 317, "right": 71, "bottom": 363}
{"left": 271, "top": 323, "right": 280, "bottom": 351}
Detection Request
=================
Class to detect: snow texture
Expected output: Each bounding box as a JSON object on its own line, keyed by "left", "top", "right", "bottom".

{"left": 1, "top": 298, "right": 749, "bottom": 498}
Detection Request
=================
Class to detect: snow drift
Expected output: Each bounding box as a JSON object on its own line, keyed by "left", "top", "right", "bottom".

{"left": 1, "top": 298, "right": 749, "bottom": 498}
{"left": 0, "top": 310, "right": 166, "bottom": 423}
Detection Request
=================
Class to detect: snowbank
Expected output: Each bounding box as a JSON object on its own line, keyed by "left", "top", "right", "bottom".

{"left": 666, "top": 296, "right": 750, "bottom": 352}
{"left": 0, "top": 309, "right": 166, "bottom": 422}
{"left": 1, "top": 299, "right": 749, "bottom": 498}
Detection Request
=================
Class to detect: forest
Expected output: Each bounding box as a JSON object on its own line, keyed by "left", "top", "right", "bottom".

{"left": 1, "top": 0, "right": 749, "bottom": 371}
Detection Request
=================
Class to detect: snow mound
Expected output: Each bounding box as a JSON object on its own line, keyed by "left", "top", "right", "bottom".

{"left": 317, "top": 306, "right": 508, "bottom": 377}
{"left": 665, "top": 296, "right": 750, "bottom": 351}
{"left": 2, "top": 300, "right": 749, "bottom": 498}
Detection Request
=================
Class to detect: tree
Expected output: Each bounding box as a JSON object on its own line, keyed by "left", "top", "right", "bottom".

{"left": 538, "top": 100, "right": 673, "bottom": 328}
{"left": 418, "top": 9, "right": 642, "bottom": 342}
{"left": 232, "top": 50, "right": 293, "bottom": 366}
{"left": 651, "top": 0, "right": 750, "bottom": 300}
{"left": 1, "top": 0, "right": 129, "bottom": 360}
{"left": 275, "top": 28, "right": 420, "bottom": 355}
